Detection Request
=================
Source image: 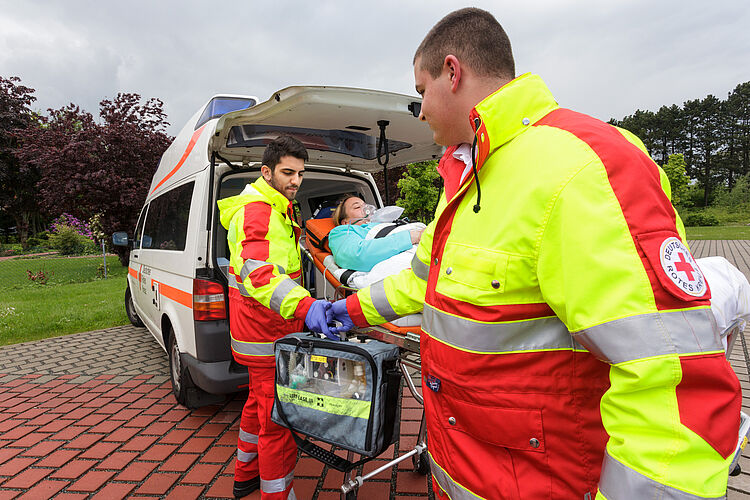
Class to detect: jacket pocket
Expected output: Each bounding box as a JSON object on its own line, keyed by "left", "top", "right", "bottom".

{"left": 438, "top": 242, "right": 509, "bottom": 302}
{"left": 437, "top": 395, "right": 545, "bottom": 453}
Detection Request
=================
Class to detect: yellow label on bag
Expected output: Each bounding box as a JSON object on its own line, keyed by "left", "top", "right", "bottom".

{"left": 310, "top": 355, "right": 327, "bottom": 363}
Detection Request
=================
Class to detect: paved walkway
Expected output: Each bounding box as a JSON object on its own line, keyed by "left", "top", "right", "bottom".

{"left": 0, "top": 240, "right": 748, "bottom": 499}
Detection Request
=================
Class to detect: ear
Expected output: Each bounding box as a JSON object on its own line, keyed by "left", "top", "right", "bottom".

{"left": 444, "top": 55, "right": 462, "bottom": 93}
{"left": 261, "top": 165, "right": 272, "bottom": 181}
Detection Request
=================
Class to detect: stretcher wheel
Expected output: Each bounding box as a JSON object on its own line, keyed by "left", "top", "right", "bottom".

{"left": 413, "top": 451, "right": 430, "bottom": 476}
{"left": 341, "top": 490, "right": 357, "bottom": 500}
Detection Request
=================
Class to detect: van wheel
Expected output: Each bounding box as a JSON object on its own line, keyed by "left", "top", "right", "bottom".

{"left": 125, "top": 287, "right": 144, "bottom": 327}
{"left": 168, "top": 329, "right": 224, "bottom": 409}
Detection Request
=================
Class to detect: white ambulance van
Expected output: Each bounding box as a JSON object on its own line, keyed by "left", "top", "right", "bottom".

{"left": 113, "top": 86, "right": 441, "bottom": 407}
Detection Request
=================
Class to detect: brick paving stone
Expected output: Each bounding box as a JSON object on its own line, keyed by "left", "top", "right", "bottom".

{"left": 14, "top": 407, "right": 47, "bottom": 419}
{"left": 114, "top": 461, "right": 159, "bottom": 481}
{"left": 61, "top": 407, "right": 96, "bottom": 419}
{"left": 122, "top": 414, "right": 158, "bottom": 428}
{"left": 179, "top": 437, "right": 214, "bottom": 454}
{"left": 36, "top": 449, "right": 80, "bottom": 468}
{"left": 38, "top": 419, "right": 75, "bottom": 433}
{"left": 0, "top": 457, "right": 38, "bottom": 476}
{"left": 358, "top": 480, "right": 392, "bottom": 498}
{"left": 119, "top": 434, "right": 158, "bottom": 451}
{"left": 400, "top": 420, "right": 422, "bottom": 436}
{"left": 0, "top": 425, "right": 34, "bottom": 440}
{"left": 396, "top": 471, "right": 431, "bottom": 494}
{"left": 164, "top": 484, "right": 205, "bottom": 500}
{"left": 176, "top": 415, "right": 209, "bottom": 429}
{"left": 200, "top": 445, "right": 235, "bottom": 463}
{"left": 50, "top": 459, "right": 97, "bottom": 479}
{"left": 77, "top": 441, "right": 120, "bottom": 460}
{"left": 75, "top": 413, "right": 107, "bottom": 426}
{"left": 196, "top": 422, "right": 229, "bottom": 436}
{"left": 96, "top": 451, "right": 139, "bottom": 470}
{"left": 89, "top": 419, "right": 122, "bottom": 433}
{"left": 139, "top": 444, "right": 178, "bottom": 461}
{"left": 11, "top": 431, "right": 51, "bottom": 448}
{"left": 64, "top": 433, "right": 104, "bottom": 449}
{"left": 0, "top": 448, "right": 22, "bottom": 465}
{"left": 159, "top": 453, "right": 199, "bottom": 472}
{"left": 134, "top": 472, "right": 180, "bottom": 495}
{"left": 295, "top": 457, "right": 325, "bottom": 477}
{"left": 20, "top": 439, "right": 64, "bottom": 457}
{"left": 1, "top": 467, "right": 54, "bottom": 488}
{"left": 160, "top": 428, "right": 193, "bottom": 444}
{"left": 161, "top": 407, "right": 191, "bottom": 422}
{"left": 294, "top": 478, "right": 320, "bottom": 499}
{"left": 141, "top": 420, "right": 175, "bottom": 435}
{"left": 16, "top": 479, "right": 69, "bottom": 500}
{"left": 89, "top": 482, "right": 135, "bottom": 500}
{"left": 204, "top": 474, "right": 234, "bottom": 498}
{"left": 51, "top": 426, "right": 88, "bottom": 441}
{"left": 54, "top": 494, "right": 91, "bottom": 500}
{"left": 182, "top": 463, "right": 223, "bottom": 484}
{"left": 67, "top": 470, "right": 115, "bottom": 492}
{"left": 102, "top": 426, "right": 140, "bottom": 442}
{"left": 110, "top": 408, "right": 141, "bottom": 421}
{"left": 127, "top": 398, "right": 159, "bottom": 409}
{"left": 26, "top": 413, "right": 58, "bottom": 426}
{"left": 216, "top": 430, "right": 238, "bottom": 446}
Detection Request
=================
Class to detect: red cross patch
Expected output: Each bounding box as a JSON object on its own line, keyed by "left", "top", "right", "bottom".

{"left": 659, "top": 237, "right": 707, "bottom": 297}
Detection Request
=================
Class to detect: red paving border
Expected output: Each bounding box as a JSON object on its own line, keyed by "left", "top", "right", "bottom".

{"left": 0, "top": 370, "right": 431, "bottom": 499}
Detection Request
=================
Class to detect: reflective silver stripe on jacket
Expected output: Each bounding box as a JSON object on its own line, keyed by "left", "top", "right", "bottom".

{"left": 598, "top": 452, "right": 725, "bottom": 500}
{"left": 429, "top": 452, "right": 483, "bottom": 500}
{"left": 411, "top": 253, "right": 429, "bottom": 281}
{"left": 239, "top": 429, "right": 258, "bottom": 444}
{"left": 231, "top": 338, "right": 274, "bottom": 357}
{"left": 370, "top": 280, "right": 400, "bottom": 321}
{"left": 422, "top": 304, "right": 583, "bottom": 354}
{"left": 237, "top": 449, "right": 257, "bottom": 463}
{"left": 227, "top": 275, "right": 251, "bottom": 296}
{"left": 269, "top": 277, "right": 300, "bottom": 314}
{"left": 240, "top": 259, "right": 285, "bottom": 282}
{"left": 261, "top": 469, "right": 295, "bottom": 494}
{"left": 572, "top": 309, "right": 721, "bottom": 364}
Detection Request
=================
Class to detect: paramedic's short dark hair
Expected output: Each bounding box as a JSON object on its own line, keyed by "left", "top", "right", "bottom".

{"left": 414, "top": 8, "right": 515, "bottom": 81}
{"left": 262, "top": 136, "right": 308, "bottom": 171}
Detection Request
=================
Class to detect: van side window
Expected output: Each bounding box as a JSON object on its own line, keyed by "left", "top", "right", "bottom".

{"left": 133, "top": 206, "right": 148, "bottom": 249}
{"left": 141, "top": 182, "right": 195, "bottom": 251}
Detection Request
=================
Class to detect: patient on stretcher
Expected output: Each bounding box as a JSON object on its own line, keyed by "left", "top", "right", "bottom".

{"left": 327, "top": 195, "right": 425, "bottom": 288}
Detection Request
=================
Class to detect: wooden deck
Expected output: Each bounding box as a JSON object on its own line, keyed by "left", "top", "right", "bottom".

{"left": 690, "top": 241, "right": 750, "bottom": 498}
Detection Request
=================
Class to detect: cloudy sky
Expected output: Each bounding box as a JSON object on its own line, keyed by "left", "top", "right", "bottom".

{"left": 1, "top": 0, "right": 748, "bottom": 136}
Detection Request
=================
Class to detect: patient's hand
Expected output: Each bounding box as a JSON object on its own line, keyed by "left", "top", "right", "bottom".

{"left": 410, "top": 229, "right": 424, "bottom": 245}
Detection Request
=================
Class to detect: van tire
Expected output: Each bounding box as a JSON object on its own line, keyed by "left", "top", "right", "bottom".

{"left": 125, "top": 287, "right": 144, "bottom": 327}
{"left": 168, "top": 329, "right": 224, "bottom": 409}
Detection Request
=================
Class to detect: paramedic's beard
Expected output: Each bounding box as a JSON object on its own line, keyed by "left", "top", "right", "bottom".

{"left": 269, "top": 177, "right": 299, "bottom": 200}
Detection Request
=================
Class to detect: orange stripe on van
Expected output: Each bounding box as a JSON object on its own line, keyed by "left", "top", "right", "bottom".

{"left": 128, "top": 267, "right": 139, "bottom": 279}
{"left": 154, "top": 280, "right": 193, "bottom": 309}
{"left": 150, "top": 123, "right": 207, "bottom": 195}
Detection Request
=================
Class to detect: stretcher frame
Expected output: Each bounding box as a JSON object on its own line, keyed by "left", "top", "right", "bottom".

{"left": 301, "top": 219, "right": 429, "bottom": 499}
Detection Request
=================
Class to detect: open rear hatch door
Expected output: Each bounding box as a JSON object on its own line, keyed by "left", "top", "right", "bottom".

{"left": 210, "top": 86, "right": 442, "bottom": 172}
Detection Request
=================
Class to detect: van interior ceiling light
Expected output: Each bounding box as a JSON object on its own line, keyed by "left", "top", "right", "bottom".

{"left": 377, "top": 120, "right": 390, "bottom": 205}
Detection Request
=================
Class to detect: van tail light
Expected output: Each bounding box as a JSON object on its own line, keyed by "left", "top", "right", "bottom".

{"left": 193, "top": 279, "right": 226, "bottom": 321}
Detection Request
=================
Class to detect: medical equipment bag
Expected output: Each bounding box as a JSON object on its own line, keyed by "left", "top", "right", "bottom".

{"left": 272, "top": 332, "right": 402, "bottom": 470}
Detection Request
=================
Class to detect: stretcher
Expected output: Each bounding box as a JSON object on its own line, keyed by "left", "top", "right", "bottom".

{"left": 302, "top": 217, "right": 428, "bottom": 499}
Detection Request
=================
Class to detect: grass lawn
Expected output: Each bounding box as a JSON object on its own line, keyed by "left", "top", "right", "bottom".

{"left": 0, "top": 255, "right": 130, "bottom": 346}
{"left": 685, "top": 225, "right": 750, "bottom": 240}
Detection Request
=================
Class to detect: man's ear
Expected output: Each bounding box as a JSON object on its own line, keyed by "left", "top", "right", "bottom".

{"left": 261, "top": 165, "right": 272, "bottom": 182}
{"left": 444, "top": 55, "right": 462, "bottom": 93}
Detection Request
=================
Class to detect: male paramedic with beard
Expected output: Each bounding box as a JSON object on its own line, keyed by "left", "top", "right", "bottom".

{"left": 218, "top": 136, "right": 333, "bottom": 499}
{"left": 330, "top": 8, "right": 741, "bottom": 499}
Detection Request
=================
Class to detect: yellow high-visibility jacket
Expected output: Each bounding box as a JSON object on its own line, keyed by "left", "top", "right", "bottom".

{"left": 218, "top": 177, "right": 313, "bottom": 365}
{"left": 345, "top": 73, "right": 741, "bottom": 499}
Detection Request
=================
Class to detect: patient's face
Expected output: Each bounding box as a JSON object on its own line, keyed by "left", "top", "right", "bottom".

{"left": 343, "top": 197, "right": 368, "bottom": 225}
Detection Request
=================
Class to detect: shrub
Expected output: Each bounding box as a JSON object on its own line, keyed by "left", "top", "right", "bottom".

{"left": 25, "top": 237, "right": 43, "bottom": 249}
{"left": 49, "top": 225, "right": 95, "bottom": 255}
{"left": 683, "top": 212, "right": 720, "bottom": 227}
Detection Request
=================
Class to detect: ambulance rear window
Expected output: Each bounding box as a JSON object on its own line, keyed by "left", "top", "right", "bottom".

{"left": 225, "top": 124, "right": 412, "bottom": 160}
{"left": 196, "top": 97, "right": 256, "bottom": 130}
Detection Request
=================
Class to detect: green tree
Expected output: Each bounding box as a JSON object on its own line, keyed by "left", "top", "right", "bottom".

{"left": 662, "top": 154, "right": 689, "bottom": 206}
{"left": 396, "top": 160, "right": 441, "bottom": 223}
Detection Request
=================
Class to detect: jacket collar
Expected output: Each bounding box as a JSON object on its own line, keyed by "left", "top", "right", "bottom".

{"left": 252, "top": 176, "right": 293, "bottom": 215}
{"left": 469, "top": 73, "right": 559, "bottom": 169}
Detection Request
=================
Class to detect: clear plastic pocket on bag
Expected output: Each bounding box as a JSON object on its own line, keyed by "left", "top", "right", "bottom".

{"left": 279, "top": 351, "right": 369, "bottom": 400}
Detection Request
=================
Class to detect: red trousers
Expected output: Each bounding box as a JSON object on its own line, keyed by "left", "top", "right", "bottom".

{"left": 236, "top": 365, "right": 297, "bottom": 499}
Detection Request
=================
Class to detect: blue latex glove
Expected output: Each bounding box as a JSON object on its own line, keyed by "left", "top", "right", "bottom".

{"left": 305, "top": 300, "right": 338, "bottom": 340}
{"left": 330, "top": 299, "right": 355, "bottom": 335}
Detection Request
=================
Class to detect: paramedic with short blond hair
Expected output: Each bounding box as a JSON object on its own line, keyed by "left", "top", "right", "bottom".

{"left": 328, "top": 7, "right": 741, "bottom": 499}
{"left": 218, "top": 135, "right": 333, "bottom": 499}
